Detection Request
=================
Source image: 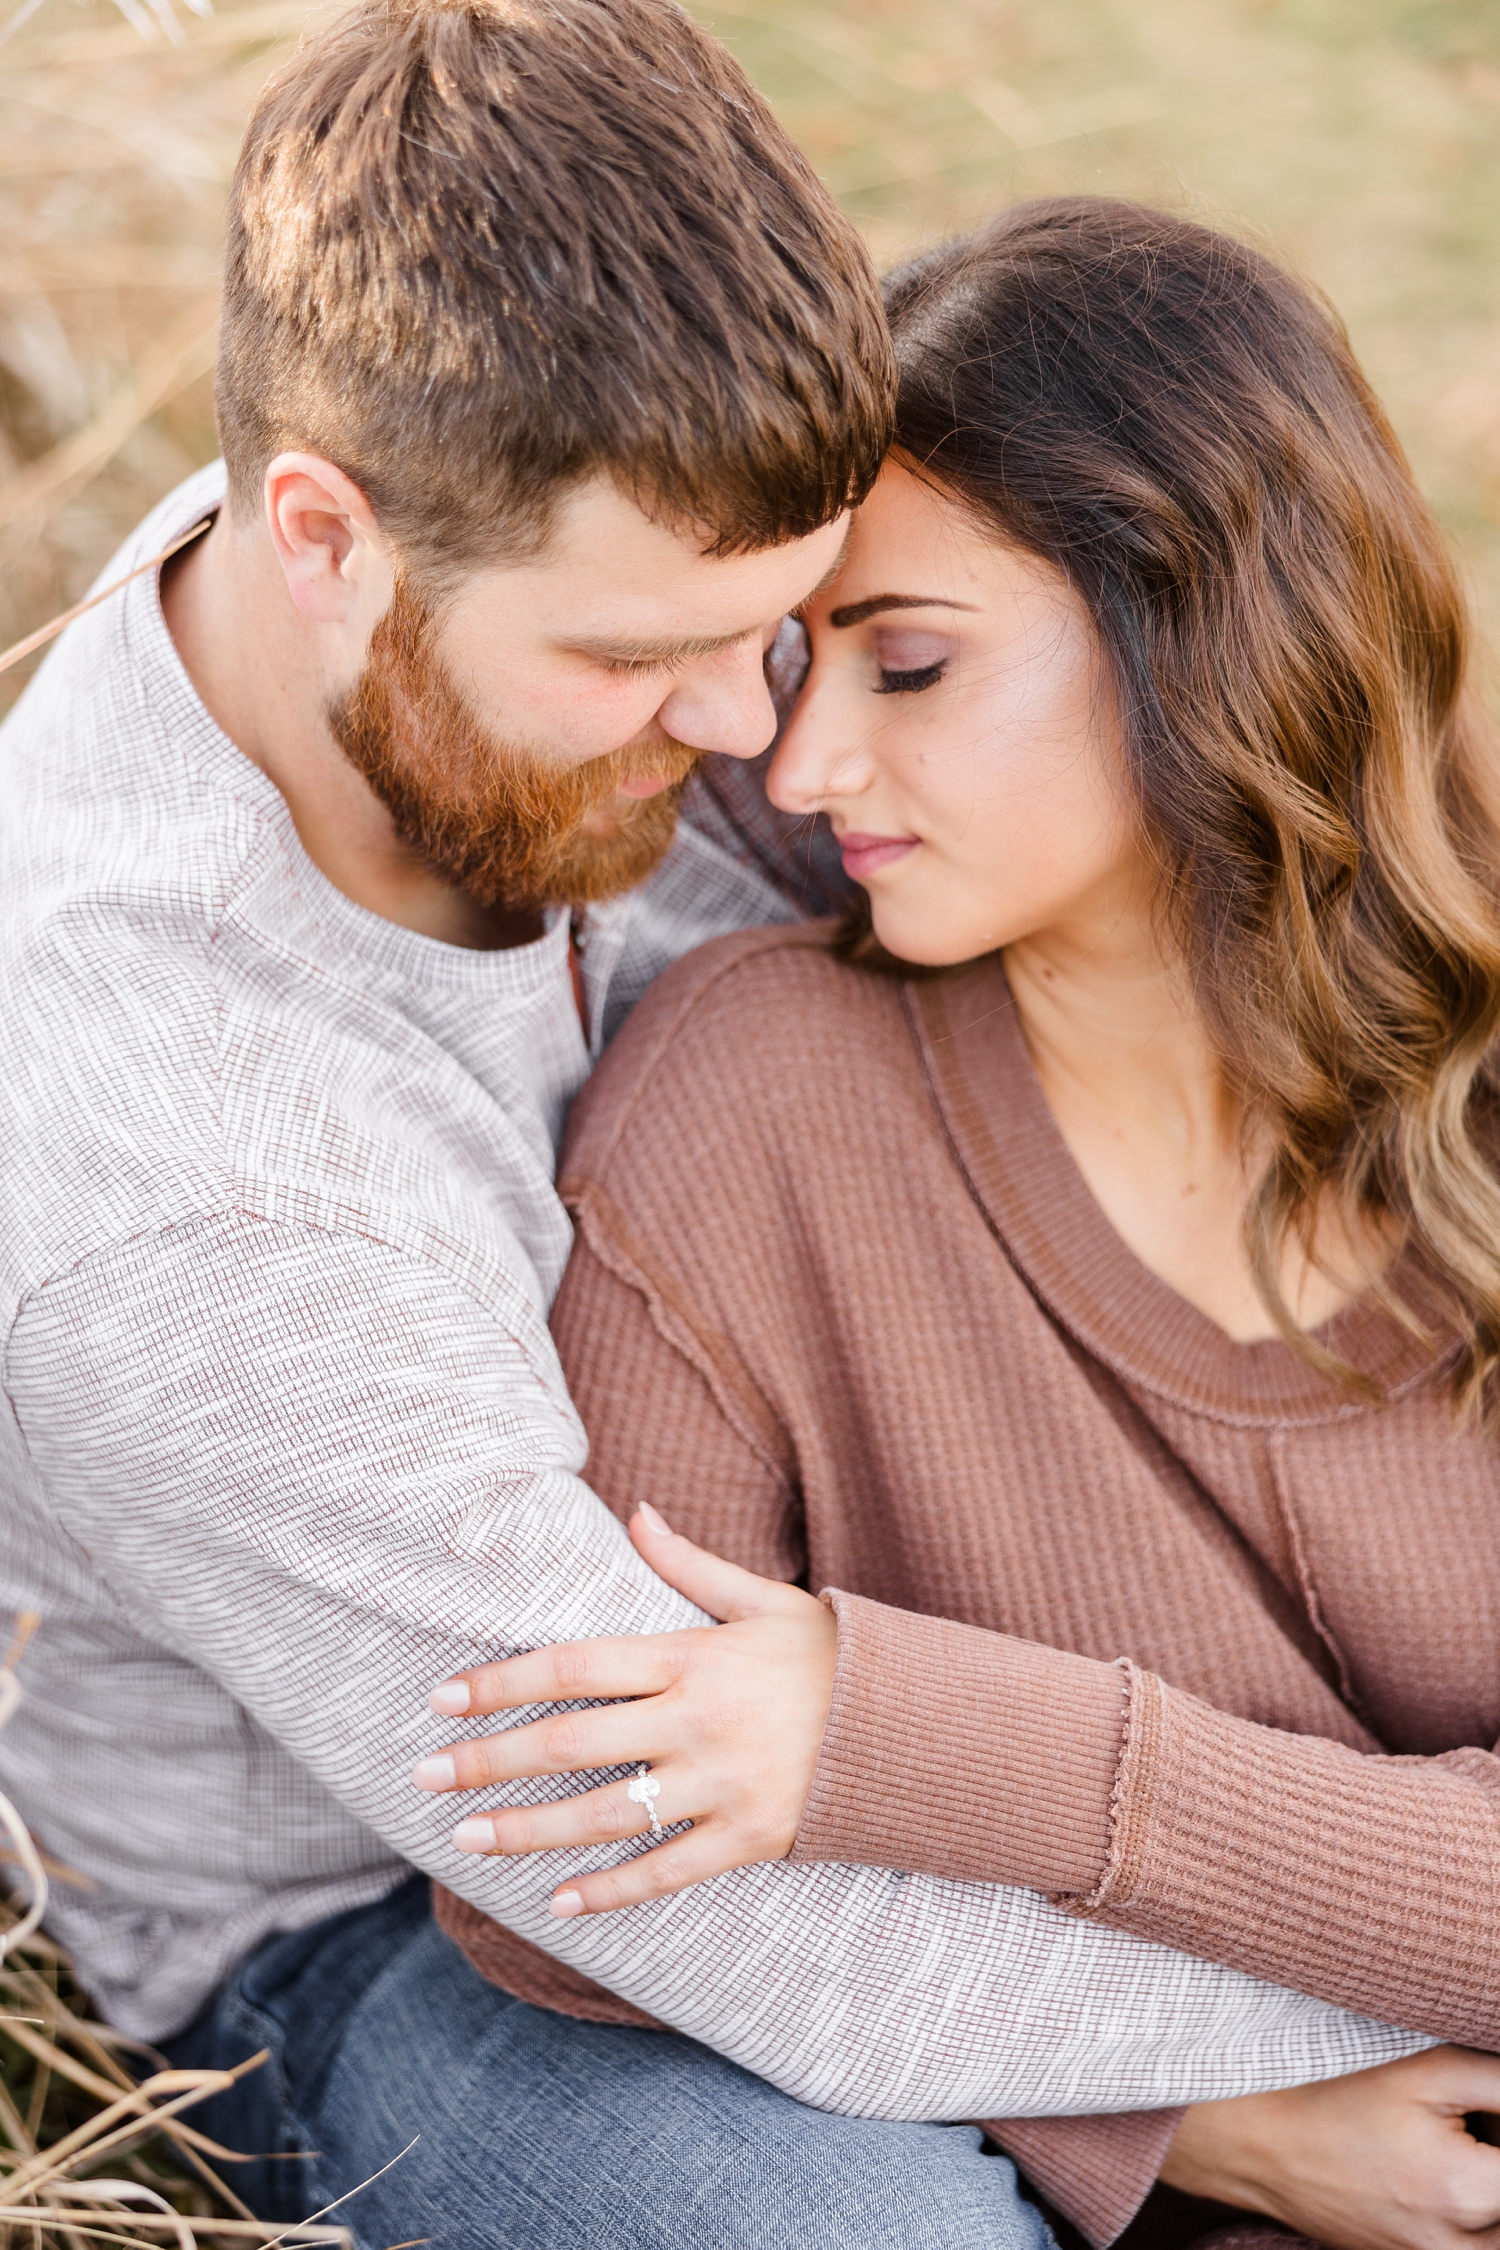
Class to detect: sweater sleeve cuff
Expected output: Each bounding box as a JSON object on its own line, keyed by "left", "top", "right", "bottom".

{"left": 983, "top": 2109, "right": 1185, "bottom": 2247}
{"left": 788, "top": 1590, "right": 1128, "bottom": 1895}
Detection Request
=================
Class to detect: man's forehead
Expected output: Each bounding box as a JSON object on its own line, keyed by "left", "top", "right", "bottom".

{"left": 442, "top": 486, "right": 849, "bottom": 663}
{"left": 557, "top": 508, "right": 847, "bottom": 643}
{"left": 536, "top": 481, "right": 848, "bottom": 600}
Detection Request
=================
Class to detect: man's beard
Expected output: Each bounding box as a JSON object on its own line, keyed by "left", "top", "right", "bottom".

{"left": 327, "top": 578, "right": 702, "bottom": 912}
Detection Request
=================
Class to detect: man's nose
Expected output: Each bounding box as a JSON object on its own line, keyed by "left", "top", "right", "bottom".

{"left": 655, "top": 641, "right": 777, "bottom": 761}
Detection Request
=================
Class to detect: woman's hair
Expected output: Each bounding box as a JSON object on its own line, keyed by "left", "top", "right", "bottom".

{"left": 877, "top": 196, "right": 1500, "bottom": 1413}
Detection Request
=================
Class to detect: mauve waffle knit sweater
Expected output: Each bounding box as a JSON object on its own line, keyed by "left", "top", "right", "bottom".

{"left": 438, "top": 925, "right": 1500, "bottom": 2243}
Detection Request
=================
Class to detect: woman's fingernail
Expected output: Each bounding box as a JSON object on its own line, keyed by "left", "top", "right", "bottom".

{"left": 452, "top": 1816, "right": 498, "bottom": 1853}
{"left": 412, "top": 1754, "right": 457, "bottom": 1792}
{"left": 638, "top": 1503, "right": 672, "bottom": 1536}
{"left": 550, "top": 1889, "right": 585, "bottom": 1918}
{"left": 429, "top": 1680, "right": 471, "bottom": 1715}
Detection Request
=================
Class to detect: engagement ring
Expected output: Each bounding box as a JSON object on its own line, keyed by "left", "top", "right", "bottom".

{"left": 627, "top": 1766, "right": 664, "bottom": 1842}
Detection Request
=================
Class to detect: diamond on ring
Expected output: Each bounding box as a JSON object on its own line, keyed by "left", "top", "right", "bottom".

{"left": 627, "top": 1765, "right": 664, "bottom": 1842}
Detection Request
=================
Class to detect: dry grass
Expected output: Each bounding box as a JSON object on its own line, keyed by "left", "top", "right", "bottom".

{"left": 2, "top": 0, "right": 1499, "bottom": 715}
{"left": 0, "top": 0, "right": 1497, "bottom": 679}
{"left": 0, "top": 1907, "right": 357, "bottom": 2250}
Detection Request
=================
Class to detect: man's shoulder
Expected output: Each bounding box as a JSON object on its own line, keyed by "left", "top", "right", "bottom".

{"left": 0, "top": 464, "right": 271, "bottom": 967}
{"left": 562, "top": 922, "right": 910, "bottom": 1187}
{"left": 0, "top": 470, "right": 297, "bottom": 1291}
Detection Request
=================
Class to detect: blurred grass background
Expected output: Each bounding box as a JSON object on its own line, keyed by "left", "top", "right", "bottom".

{"left": 1, "top": 0, "right": 1498, "bottom": 713}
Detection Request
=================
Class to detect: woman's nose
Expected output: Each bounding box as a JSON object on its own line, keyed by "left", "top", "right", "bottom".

{"left": 766, "top": 668, "right": 874, "bottom": 814}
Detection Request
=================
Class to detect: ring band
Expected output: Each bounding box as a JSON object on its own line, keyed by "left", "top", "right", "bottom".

{"left": 627, "top": 1765, "right": 664, "bottom": 1842}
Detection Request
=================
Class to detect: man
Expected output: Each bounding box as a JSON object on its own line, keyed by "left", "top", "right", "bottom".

{"left": 0, "top": 3, "right": 1420, "bottom": 2245}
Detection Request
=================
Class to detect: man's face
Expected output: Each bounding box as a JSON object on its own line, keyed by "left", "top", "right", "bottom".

{"left": 328, "top": 480, "right": 849, "bottom": 911}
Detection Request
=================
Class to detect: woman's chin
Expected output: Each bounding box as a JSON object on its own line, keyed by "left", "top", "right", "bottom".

{"left": 867, "top": 900, "right": 1005, "bottom": 970}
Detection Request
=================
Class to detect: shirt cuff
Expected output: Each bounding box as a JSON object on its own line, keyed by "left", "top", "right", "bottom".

{"left": 984, "top": 2108, "right": 1186, "bottom": 2247}
{"left": 788, "top": 1590, "right": 1128, "bottom": 1894}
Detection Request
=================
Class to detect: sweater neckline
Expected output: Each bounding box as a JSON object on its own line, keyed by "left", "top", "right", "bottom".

{"left": 905, "top": 953, "right": 1447, "bottom": 1427}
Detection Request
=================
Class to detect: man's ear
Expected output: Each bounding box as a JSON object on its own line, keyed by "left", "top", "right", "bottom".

{"left": 264, "top": 453, "right": 390, "bottom": 625}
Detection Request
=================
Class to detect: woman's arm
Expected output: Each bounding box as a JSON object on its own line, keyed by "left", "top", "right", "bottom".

{"left": 1160, "top": 2047, "right": 1500, "bottom": 2250}
{"left": 788, "top": 1589, "right": 1500, "bottom": 2056}
{"left": 422, "top": 1204, "right": 1125, "bottom": 1909}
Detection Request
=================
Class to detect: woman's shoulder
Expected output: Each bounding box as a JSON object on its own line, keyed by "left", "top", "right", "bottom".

{"left": 563, "top": 920, "right": 909, "bottom": 1189}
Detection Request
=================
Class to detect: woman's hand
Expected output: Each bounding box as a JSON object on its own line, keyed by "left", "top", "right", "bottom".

{"left": 1160, "top": 2046, "right": 1500, "bottom": 2250}
{"left": 412, "top": 1504, "right": 837, "bottom": 1917}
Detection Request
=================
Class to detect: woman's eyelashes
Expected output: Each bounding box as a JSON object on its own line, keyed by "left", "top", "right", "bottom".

{"left": 876, "top": 660, "right": 947, "bottom": 696}
{"left": 870, "top": 628, "right": 954, "bottom": 696}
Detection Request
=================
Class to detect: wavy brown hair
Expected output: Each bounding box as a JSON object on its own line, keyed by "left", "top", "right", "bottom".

{"left": 872, "top": 197, "right": 1500, "bottom": 1412}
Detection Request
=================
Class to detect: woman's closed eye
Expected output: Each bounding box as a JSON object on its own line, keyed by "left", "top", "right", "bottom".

{"left": 872, "top": 628, "right": 954, "bottom": 696}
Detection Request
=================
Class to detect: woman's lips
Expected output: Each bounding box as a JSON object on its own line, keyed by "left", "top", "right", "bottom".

{"left": 837, "top": 831, "right": 920, "bottom": 881}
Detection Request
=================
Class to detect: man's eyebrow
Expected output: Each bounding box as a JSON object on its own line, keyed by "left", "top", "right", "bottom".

{"left": 566, "top": 625, "right": 758, "bottom": 664}
{"left": 828, "top": 593, "right": 981, "bottom": 629}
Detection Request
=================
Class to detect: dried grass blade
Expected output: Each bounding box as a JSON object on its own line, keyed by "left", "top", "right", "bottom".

{"left": 255, "top": 2138, "right": 419, "bottom": 2250}
{"left": 0, "top": 2068, "right": 37, "bottom": 2157}
{"left": 0, "top": 0, "right": 48, "bottom": 46}
{"left": 2, "top": 2070, "right": 244, "bottom": 2200}
{"left": 0, "top": 306, "right": 217, "bottom": 536}
{"left": 46, "top": 2180, "right": 195, "bottom": 2250}
{"left": 0, "top": 2221, "right": 352, "bottom": 2247}
{"left": 0, "top": 517, "right": 212, "bottom": 679}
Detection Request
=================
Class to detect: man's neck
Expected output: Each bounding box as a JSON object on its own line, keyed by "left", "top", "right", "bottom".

{"left": 160, "top": 518, "right": 541, "bottom": 952}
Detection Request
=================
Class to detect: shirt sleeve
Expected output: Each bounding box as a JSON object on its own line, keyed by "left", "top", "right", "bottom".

{"left": 4, "top": 1212, "right": 1429, "bottom": 2130}
{"left": 796, "top": 1584, "right": 1500, "bottom": 2057}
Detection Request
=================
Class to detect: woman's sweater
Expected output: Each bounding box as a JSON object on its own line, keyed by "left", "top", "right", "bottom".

{"left": 437, "top": 925, "right": 1500, "bottom": 2242}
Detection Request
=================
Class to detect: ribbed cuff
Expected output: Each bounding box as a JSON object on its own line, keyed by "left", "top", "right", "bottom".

{"left": 788, "top": 1590, "right": 1128, "bottom": 1894}
{"left": 985, "top": 2108, "right": 1185, "bottom": 2247}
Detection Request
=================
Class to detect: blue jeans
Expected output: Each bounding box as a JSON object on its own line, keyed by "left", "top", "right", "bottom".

{"left": 165, "top": 1876, "right": 1054, "bottom": 2250}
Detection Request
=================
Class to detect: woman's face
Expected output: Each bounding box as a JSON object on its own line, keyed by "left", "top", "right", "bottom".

{"left": 769, "top": 459, "right": 1150, "bottom": 967}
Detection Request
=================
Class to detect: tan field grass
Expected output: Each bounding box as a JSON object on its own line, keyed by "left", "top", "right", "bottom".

{"left": 0, "top": 1904, "right": 354, "bottom": 2250}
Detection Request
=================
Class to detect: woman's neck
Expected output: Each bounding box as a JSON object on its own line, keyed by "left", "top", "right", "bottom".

{"left": 1001, "top": 910, "right": 1371, "bottom": 1343}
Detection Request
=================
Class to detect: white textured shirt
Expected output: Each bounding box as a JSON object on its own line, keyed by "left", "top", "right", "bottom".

{"left": 0, "top": 465, "right": 1425, "bottom": 2116}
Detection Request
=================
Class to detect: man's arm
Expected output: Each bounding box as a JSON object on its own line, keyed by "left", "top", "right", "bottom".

{"left": 5, "top": 1213, "right": 1427, "bottom": 2122}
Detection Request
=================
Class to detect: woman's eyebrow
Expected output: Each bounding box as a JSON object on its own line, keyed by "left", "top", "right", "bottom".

{"left": 828, "top": 593, "right": 981, "bottom": 628}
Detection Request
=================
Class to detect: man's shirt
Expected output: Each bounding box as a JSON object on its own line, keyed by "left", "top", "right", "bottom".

{"left": 0, "top": 466, "right": 1421, "bottom": 2121}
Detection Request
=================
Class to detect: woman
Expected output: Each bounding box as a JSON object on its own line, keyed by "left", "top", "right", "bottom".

{"left": 417, "top": 201, "right": 1500, "bottom": 2247}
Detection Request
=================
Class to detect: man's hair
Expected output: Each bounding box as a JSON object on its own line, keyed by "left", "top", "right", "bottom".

{"left": 216, "top": 0, "right": 893, "bottom": 572}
